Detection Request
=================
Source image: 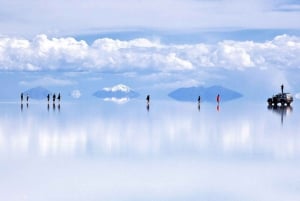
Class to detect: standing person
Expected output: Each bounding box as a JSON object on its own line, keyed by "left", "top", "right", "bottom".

{"left": 198, "top": 96, "right": 201, "bottom": 104}
{"left": 53, "top": 93, "right": 56, "bottom": 104}
{"left": 21, "top": 93, "right": 24, "bottom": 103}
{"left": 146, "top": 95, "right": 150, "bottom": 111}
{"left": 47, "top": 94, "right": 50, "bottom": 103}
{"left": 146, "top": 95, "right": 150, "bottom": 105}
{"left": 216, "top": 94, "right": 220, "bottom": 104}
{"left": 57, "top": 93, "right": 61, "bottom": 103}
{"left": 26, "top": 94, "right": 29, "bottom": 108}
{"left": 281, "top": 84, "right": 284, "bottom": 94}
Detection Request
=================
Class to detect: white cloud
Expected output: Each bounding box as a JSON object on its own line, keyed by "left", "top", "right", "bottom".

{"left": 1, "top": 34, "right": 300, "bottom": 72}
{"left": 103, "top": 84, "right": 132, "bottom": 92}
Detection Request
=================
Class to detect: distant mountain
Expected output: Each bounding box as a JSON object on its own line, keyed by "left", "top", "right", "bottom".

{"left": 93, "top": 84, "right": 139, "bottom": 99}
{"left": 168, "top": 85, "right": 242, "bottom": 102}
{"left": 23, "top": 86, "right": 51, "bottom": 100}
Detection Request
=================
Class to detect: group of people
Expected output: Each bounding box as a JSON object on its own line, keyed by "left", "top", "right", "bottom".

{"left": 197, "top": 94, "right": 221, "bottom": 111}
{"left": 20, "top": 93, "right": 61, "bottom": 104}
{"left": 197, "top": 94, "right": 221, "bottom": 104}
{"left": 47, "top": 93, "right": 61, "bottom": 104}
{"left": 20, "top": 93, "right": 29, "bottom": 104}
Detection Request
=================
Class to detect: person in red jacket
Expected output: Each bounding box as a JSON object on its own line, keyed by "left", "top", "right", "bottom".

{"left": 216, "top": 94, "right": 220, "bottom": 104}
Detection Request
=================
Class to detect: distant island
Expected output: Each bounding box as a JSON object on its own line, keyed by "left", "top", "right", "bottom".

{"left": 168, "top": 85, "right": 242, "bottom": 102}
{"left": 93, "top": 84, "right": 139, "bottom": 100}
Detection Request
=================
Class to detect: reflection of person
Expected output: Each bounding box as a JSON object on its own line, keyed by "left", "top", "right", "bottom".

{"left": 281, "top": 84, "right": 284, "bottom": 94}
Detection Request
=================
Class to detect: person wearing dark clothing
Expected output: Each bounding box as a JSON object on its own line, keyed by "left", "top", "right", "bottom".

{"left": 47, "top": 94, "right": 50, "bottom": 102}
{"left": 21, "top": 93, "right": 24, "bottom": 103}
{"left": 281, "top": 84, "right": 284, "bottom": 94}
{"left": 146, "top": 95, "right": 150, "bottom": 105}
{"left": 198, "top": 96, "right": 201, "bottom": 104}
{"left": 57, "top": 93, "right": 61, "bottom": 103}
{"left": 53, "top": 93, "right": 56, "bottom": 104}
{"left": 26, "top": 94, "right": 29, "bottom": 103}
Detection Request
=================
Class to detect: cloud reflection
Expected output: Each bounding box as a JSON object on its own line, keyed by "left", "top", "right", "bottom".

{"left": 0, "top": 102, "right": 299, "bottom": 158}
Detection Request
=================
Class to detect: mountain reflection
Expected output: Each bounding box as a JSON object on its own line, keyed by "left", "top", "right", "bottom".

{"left": 0, "top": 102, "right": 299, "bottom": 158}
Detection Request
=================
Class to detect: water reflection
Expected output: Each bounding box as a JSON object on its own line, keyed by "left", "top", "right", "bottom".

{"left": 268, "top": 105, "right": 293, "bottom": 125}
{"left": 0, "top": 101, "right": 299, "bottom": 158}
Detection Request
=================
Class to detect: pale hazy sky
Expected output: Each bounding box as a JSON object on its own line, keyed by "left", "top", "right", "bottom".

{"left": 0, "top": 0, "right": 300, "bottom": 99}
{"left": 0, "top": 0, "right": 300, "bottom": 36}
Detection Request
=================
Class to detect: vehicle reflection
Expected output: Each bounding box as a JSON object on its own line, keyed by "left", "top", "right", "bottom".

{"left": 268, "top": 105, "right": 293, "bottom": 125}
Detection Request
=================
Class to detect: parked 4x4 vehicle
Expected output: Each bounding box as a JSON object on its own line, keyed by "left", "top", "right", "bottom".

{"left": 267, "top": 93, "right": 293, "bottom": 106}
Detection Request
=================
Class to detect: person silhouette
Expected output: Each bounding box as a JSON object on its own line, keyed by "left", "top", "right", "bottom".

{"left": 26, "top": 94, "right": 29, "bottom": 103}
{"left": 216, "top": 94, "right": 220, "bottom": 104}
{"left": 198, "top": 96, "right": 201, "bottom": 104}
{"left": 21, "top": 93, "right": 24, "bottom": 103}
{"left": 281, "top": 84, "right": 284, "bottom": 94}
{"left": 216, "top": 94, "right": 220, "bottom": 112}
{"left": 57, "top": 93, "right": 61, "bottom": 103}
{"left": 53, "top": 93, "right": 56, "bottom": 104}
{"left": 47, "top": 94, "right": 50, "bottom": 103}
{"left": 146, "top": 95, "right": 150, "bottom": 105}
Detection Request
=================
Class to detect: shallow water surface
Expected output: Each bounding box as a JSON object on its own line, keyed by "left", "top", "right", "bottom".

{"left": 0, "top": 100, "right": 300, "bottom": 201}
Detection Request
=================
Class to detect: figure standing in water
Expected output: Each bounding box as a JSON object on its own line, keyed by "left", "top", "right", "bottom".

{"left": 21, "top": 93, "right": 24, "bottom": 103}
{"left": 47, "top": 94, "right": 50, "bottom": 103}
{"left": 216, "top": 94, "right": 220, "bottom": 112}
{"left": 57, "top": 93, "right": 61, "bottom": 103}
{"left": 26, "top": 94, "right": 29, "bottom": 108}
{"left": 53, "top": 93, "right": 56, "bottom": 104}
{"left": 146, "top": 95, "right": 150, "bottom": 111}
{"left": 197, "top": 96, "right": 201, "bottom": 111}
{"left": 216, "top": 94, "right": 220, "bottom": 104}
{"left": 281, "top": 84, "right": 284, "bottom": 94}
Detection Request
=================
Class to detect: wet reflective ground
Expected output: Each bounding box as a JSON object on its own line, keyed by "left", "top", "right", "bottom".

{"left": 0, "top": 100, "right": 300, "bottom": 201}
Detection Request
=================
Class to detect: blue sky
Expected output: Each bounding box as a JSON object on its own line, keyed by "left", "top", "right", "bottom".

{"left": 0, "top": 0, "right": 300, "bottom": 101}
